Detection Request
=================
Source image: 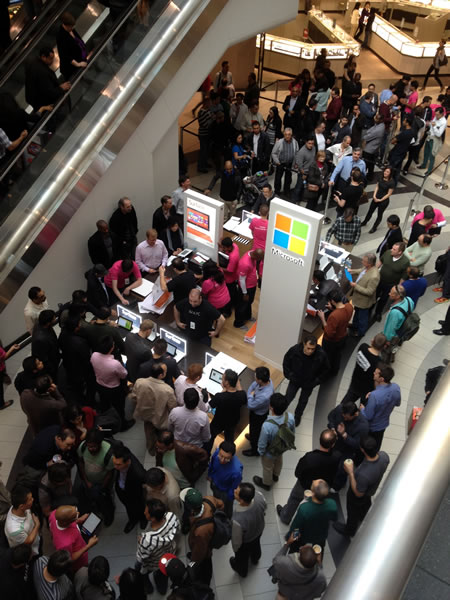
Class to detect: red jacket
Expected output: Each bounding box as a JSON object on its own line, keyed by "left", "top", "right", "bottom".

{"left": 326, "top": 97, "right": 342, "bottom": 121}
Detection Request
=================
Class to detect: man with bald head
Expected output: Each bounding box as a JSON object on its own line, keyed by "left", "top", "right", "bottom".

{"left": 87, "top": 220, "right": 120, "bottom": 268}
{"left": 234, "top": 248, "right": 264, "bottom": 329}
{"left": 135, "top": 228, "right": 168, "bottom": 274}
{"left": 277, "top": 429, "right": 339, "bottom": 524}
{"left": 272, "top": 538, "right": 327, "bottom": 600}
{"left": 109, "top": 197, "right": 139, "bottom": 259}
{"left": 174, "top": 288, "right": 225, "bottom": 346}
{"left": 205, "top": 159, "right": 242, "bottom": 221}
{"left": 49, "top": 505, "right": 98, "bottom": 573}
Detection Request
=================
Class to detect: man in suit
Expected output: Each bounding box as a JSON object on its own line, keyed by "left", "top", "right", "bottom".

{"left": 109, "top": 197, "right": 139, "bottom": 259}
{"left": 112, "top": 445, "right": 147, "bottom": 533}
{"left": 87, "top": 221, "right": 120, "bottom": 268}
{"left": 244, "top": 121, "right": 271, "bottom": 173}
{"left": 282, "top": 87, "right": 303, "bottom": 137}
{"left": 85, "top": 264, "right": 110, "bottom": 309}
{"left": 152, "top": 195, "right": 176, "bottom": 236}
{"left": 376, "top": 214, "right": 403, "bottom": 257}
{"left": 347, "top": 253, "right": 380, "bottom": 337}
{"left": 31, "top": 310, "right": 60, "bottom": 381}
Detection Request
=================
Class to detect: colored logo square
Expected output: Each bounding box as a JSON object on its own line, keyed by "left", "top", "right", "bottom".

{"left": 273, "top": 229, "right": 289, "bottom": 250}
{"left": 292, "top": 220, "right": 309, "bottom": 240}
{"left": 288, "top": 237, "right": 306, "bottom": 256}
{"left": 275, "top": 213, "right": 291, "bottom": 233}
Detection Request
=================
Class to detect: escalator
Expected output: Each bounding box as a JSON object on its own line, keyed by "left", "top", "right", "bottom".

{"left": 0, "top": 0, "right": 299, "bottom": 341}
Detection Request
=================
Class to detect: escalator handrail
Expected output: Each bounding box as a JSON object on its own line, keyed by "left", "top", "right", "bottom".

{"left": 0, "top": 0, "right": 145, "bottom": 184}
{"left": 0, "top": 0, "right": 73, "bottom": 87}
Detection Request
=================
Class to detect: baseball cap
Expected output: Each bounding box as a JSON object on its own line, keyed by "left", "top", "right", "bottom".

{"left": 159, "top": 553, "right": 177, "bottom": 576}
{"left": 94, "top": 264, "right": 108, "bottom": 276}
{"left": 181, "top": 487, "right": 203, "bottom": 510}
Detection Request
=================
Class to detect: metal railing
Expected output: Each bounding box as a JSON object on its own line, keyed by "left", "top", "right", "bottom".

{"left": 260, "top": 77, "right": 292, "bottom": 104}
{"left": 322, "top": 367, "right": 450, "bottom": 600}
{"left": 402, "top": 153, "right": 450, "bottom": 234}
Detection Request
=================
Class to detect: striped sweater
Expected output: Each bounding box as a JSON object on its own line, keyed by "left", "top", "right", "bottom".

{"left": 136, "top": 512, "right": 180, "bottom": 574}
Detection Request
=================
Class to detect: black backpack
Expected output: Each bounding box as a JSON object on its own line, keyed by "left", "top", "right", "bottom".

{"left": 435, "top": 252, "right": 448, "bottom": 281}
{"left": 193, "top": 498, "right": 232, "bottom": 549}
{"left": 393, "top": 297, "right": 420, "bottom": 342}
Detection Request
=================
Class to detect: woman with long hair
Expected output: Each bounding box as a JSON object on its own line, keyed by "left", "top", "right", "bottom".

{"left": 361, "top": 166, "right": 395, "bottom": 233}
{"left": 201, "top": 260, "right": 231, "bottom": 313}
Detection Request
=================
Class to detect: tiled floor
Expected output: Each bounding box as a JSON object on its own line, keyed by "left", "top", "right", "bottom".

{"left": 1, "top": 36, "right": 450, "bottom": 599}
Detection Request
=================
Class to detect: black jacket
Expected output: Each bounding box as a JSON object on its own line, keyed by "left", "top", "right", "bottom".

{"left": 31, "top": 325, "right": 61, "bottom": 378}
{"left": 282, "top": 344, "right": 329, "bottom": 387}
{"left": 85, "top": 268, "right": 110, "bottom": 308}
{"left": 327, "top": 405, "right": 369, "bottom": 456}
{"left": 243, "top": 131, "right": 272, "bottom": 165}
{"left": 114, "top": 452, "right": 146, "bottom": 507}
{"left": 25, "top": 56, "right": 63, "bottom": 111}
{"left": 87, "top": 230, "right": 120, "bottom": 268}
{"left": 123, "top": 332, "right": 153, "bottom": 382}
{"left": 377, "top": 227, "right": 403, "bottom": 256}
{"left": 137, "top": 354, "right": 181, "bottom": 388}
{"left": 295, "top": 449, "right": 340, "bottom": 489}
{"left": 58, "top": 329, "right": 92, "bottom": 379}
{"left": 24, "top": 425, "right": 77, "bottom": 470}
{"left": 109, "top": 207, "right": 138, "bottom": 243}
{"left": 152, "top": 205, "right": 176, "bottom": 235}
{"left": 282, "top": 95, "right": 303, "bottom": 131}
{"left": 207, "top": 169, "right": 242, "bottom": 201}
{"left": 56, "top": 25, "right": 86, "bottom": 81}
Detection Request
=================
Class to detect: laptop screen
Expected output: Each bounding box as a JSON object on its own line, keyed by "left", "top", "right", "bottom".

{"left": 159, "top": 328, "right": 187, "bottom": 355}
{"left": 205, "top": 352, "right": 215, "bottom": 366}
{"left": 165, "top": 343, "right": 177, "bottom": 357}
{"left": 209, "top": 368, "right": 223, "bottom": 384}
{"left": 117, "top": 316, "right": 133, "bottom": 331}
{"left": 117, "top": 306, "right": 142, "bottom": 330}
{"left": 242, "top": 209, "right": 257, "bottom": 223}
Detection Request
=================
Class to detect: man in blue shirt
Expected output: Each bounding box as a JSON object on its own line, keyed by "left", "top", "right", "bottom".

{"left": 208, "top": 440, "right": 242, "bottom": 517}
{"left": 243, "top": 367, "right": 274, "bottom": 457}
{"left": 253, "top": 393, "right": 295, "bottom": 491}
{"left": 402, "top": 266, "right": 427, "bottom": 307}
{"left": 329, "top": 148, "right": 367, "bottom": 192}
{"left": 383, "top": 285, "right": 414, "bottom": 341}
{"left": 361, "top": 364, "right": 401, "bottom": 451}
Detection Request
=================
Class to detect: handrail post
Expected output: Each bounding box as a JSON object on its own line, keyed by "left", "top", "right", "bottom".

{"left": 434, "top": 157, "right": 449, "bottom": 190}
{"left": 402, "top": 173, "right": 426, "bottom": 234}
{"left": 275, "top": 79, "right": 279, "bottom": 104}
{"left": 382, "top": 119, "right": 395, "bottom": 165}
{"left": 323, "top": 185, "right": 332, "bottom": 224}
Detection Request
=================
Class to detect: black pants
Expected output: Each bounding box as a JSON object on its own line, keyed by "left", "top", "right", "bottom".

{"left": 363, "top": 151, "right": 377, "bottom": 179}
{"left": 115, "top": 486, "right": 145, "bottom": 525}
{"left": 346, "top": 488, "right": 372, "bottom": 536}
{"left": 285, "top": 380, "right": 314, "bottom": 420}
{"left": 369, "top": 429, "right": 385, "bottom": 452}
{"left": 234, "top": 286, "right": 256, "bottom": 327}
{"left": 249, "top": 410, "right": 268, "bottom": 453}
{"left": 194, "top": 557, "right": 213, "bottom": 585}
{"left": 274, "top": 163, "right": 293, "bottom": 195}
{"left": 97, "top": 382, "right": 126, "bottom": 422}
{"left": 233, "top": 536, "right": 262, "bottom": 577}
{"left": 375, "top": 281, "right": 392, "bottom": 318}
{"left": 210, "top": 482, "right": 233, "bottom": 518}
{"left": 423, "top": 64, "right": 443, "bottom": 88}
{"left": 403, "top": 145, "right": 420, "bottom": 172}
{"left": 223, "top": 281, "right": 238, "bottom": 317}
{"left": 363, "top": 197, "right": 389, "bottom": 231}
{"left": 442, "top": 305, "right": 450, "bottom": 334}
{"left": 322, "top": 337, "right": 347, "bottom": 376}
{"left": 341, "top": 384, "right": 367, "bottom": 405}
{"left": 206, "top": 420, "right": 235, "bottom": 454}
{"left": 279, "top": 479, "right": 304, "bottom": 524}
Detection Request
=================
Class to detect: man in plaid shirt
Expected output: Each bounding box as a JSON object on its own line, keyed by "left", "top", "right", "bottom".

{"left": 326, "top": 207, "right": 361, "bottom": 252}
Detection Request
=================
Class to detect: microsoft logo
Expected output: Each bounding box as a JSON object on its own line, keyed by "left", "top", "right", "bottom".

{"left": 273, "top": 212, "right": 309, "bottom": 257}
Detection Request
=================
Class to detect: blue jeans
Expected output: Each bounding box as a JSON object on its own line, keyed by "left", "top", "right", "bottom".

{"left": 353, "top": 307, "right": 370, "bottom": 336}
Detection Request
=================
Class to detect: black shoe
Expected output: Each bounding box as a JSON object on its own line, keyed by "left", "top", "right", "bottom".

{"left": 272, "top": 475, "right": 279, "bottom": 482}
{"left": 402, "top": 170, "right": 408, "bottom": 176}
{"left": 276, "top": 504, "right": 283, "bottom": 517}
{"left": 433, "top": 329, "right": 449, "bottom": 336}
{"left": 375, "top": 314, "right": 382, "bottom": 322}
{"left": 229, "top": 557, "right": 246, "bottom": 577}
{"left": 333, "top": 521, "right": 351, "bottom": 537}
{"left": 295, "top": 415, "right": 301, "bottom": 427}
{"left": 123, "top": 520, "right": 136, "bottom": 534}
{"left": 361, "top": 221, "right": 369, "bottom": 226}
{"left": 243, "top": 449, "right": 259, "bottom": 457}
{"left": 438, "top": 320, "right": 445, "bottom": 325}
{"left": 245, "top": 433, "right": 251, "bottom": 441}
{"left": 369, "top": 227, "right": 377, "bottom": 234}
{"left": 253, "top": 475, "right": 271, "bottom": 491}
{"left": 120, "top": 419, "right": 135, "bottom": 432}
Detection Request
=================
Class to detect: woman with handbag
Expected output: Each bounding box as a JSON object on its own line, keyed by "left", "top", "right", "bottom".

{"left": 303, "top": 150, "right": 329, "bottom": 211}
{"left": 0, "top": 339, "right": 20, "bottom": 410}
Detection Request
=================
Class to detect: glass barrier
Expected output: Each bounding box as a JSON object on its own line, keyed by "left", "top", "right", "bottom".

{"left": 0, "top": 0, "right": 171, "bottom": 227}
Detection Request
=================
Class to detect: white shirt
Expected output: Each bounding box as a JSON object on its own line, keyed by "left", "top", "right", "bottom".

{"left": 429, "top": 116, "right": 446, "bottom": 139}
{"left": 316, "top": 133, "right": 326, "bottom": 152}
{"left": 135, "top": 239, "right": 168, "bottom": 272}
{"left": 289, "top": 97, "right": 297, "bottom": 111}
{"left": 253, "top": 133, "right": 260, "bottom": 156}
{"left": 24, "top": 298, "right": 49, "bottom": 334}
{"left": 5, "top": 507, "right": 40, "bottom": 555}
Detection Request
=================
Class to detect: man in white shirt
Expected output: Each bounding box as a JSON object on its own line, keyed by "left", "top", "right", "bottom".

{"left": 419, "top": 107, "right": 447, "bottom": 175}
{"left": 24, "top": 286, "right": 49, "bottom": 334}
{"left": 172, "top": 175, "right": 190, "bottom": 228}
{"left": 230, "top": 93, "right": 248, "bottom": 132}
{"left": 213, "top": 60, "right": 233, "bottom": 93}
{"left": 5, "top": 486, "right": 41, "bottom": 555}
{"left": 135, "top": 229, "right": 168, "bottom": 274}
{"left": 313, "top": 121, "right": 326, "bottom": 152}
{"left": 327, "top": 135, "right": 352, "bottom": 166}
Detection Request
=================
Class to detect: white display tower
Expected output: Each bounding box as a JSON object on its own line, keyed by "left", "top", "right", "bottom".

{"left": 254, "top": 198, "right": 323, "bottom": 369}
{"left": 183, "top": 190, "right": 224, "bottom": 261}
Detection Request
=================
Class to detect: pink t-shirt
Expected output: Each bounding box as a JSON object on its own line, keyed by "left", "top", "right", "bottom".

{"left": 202, "top": 277, "right": 230, "bottom": 309}
{"left": 49, "top": 510, "right": 87, "bottom": 572}
{"left": 104, "top": 260, "right": 141, "bottom": 289}
{"left": 405, "top": 90, "right": 418, "bottom": 114}
{"left": 223, "top": 243, "right": 240, "bottom": 284}
{"left": 249, "top": 217, "right": 268, "bottom": 250}
{"left": 412, "top": 208, "right": 446, "bottom": 231}
{"left": 238, "top": 252, "right": 257, "bottom": 290}
{"left": 0, "top": 347, "right": 6, "bottom": 372}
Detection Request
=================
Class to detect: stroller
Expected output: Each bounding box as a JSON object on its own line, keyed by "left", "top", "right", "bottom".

{"left": 240, "top": 169, "right": 269, "bottom": 210}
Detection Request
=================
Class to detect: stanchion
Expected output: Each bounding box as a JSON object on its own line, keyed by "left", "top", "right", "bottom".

{"left": 434, "top": 158, "right": 449, "bottom": 191}
{"left": 322, "top": 185, "right": 333, "bottom": 224}
{"left": 402, "top": 174, "right": 427, "bottom": 235}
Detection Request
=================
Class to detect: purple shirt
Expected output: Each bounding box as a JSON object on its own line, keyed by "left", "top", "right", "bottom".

{"left": 135, "top": 239, "right": 168, "bottom": 272}
{"left": 90, "top": 352, "right": 127, "bottom": 388}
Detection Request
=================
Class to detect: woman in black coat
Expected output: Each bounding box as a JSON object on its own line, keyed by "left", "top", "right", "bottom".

{"left": 56, "top": 12, "right": 88, "bottom": 81}
{"left": 303, "top": 150, "right": 329, "bottom": 211}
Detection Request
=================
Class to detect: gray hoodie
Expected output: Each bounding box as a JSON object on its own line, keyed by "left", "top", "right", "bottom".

{"left": 272, "top": 544, "right": 327, "bottom": 600}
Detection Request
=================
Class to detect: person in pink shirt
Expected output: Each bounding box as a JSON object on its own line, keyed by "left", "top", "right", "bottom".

{"left": 249, "top": 203, "right": 269, "bottom": 251}
{"left": 90, "top": 335, "right": 133, "bottom": 431}
{"left": 49, "top": 505, "right": 98, "bottom": 573}
{"left": 234, "top": 248, "right": 264, "bottom": 329}
{"left": 220, "top": 236, "right": 240, "bottom": 317}
{"left": 404, "top": 80, "right": 419, "bottom": 114}
{"left": 201, "top": 260, "right": 231, "bottom": 313}
{"left": 104, "top": 258, "right": 142, "bottom": 305}
{"left": 412, "top": 205, "right": 446, "bottom": 237}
